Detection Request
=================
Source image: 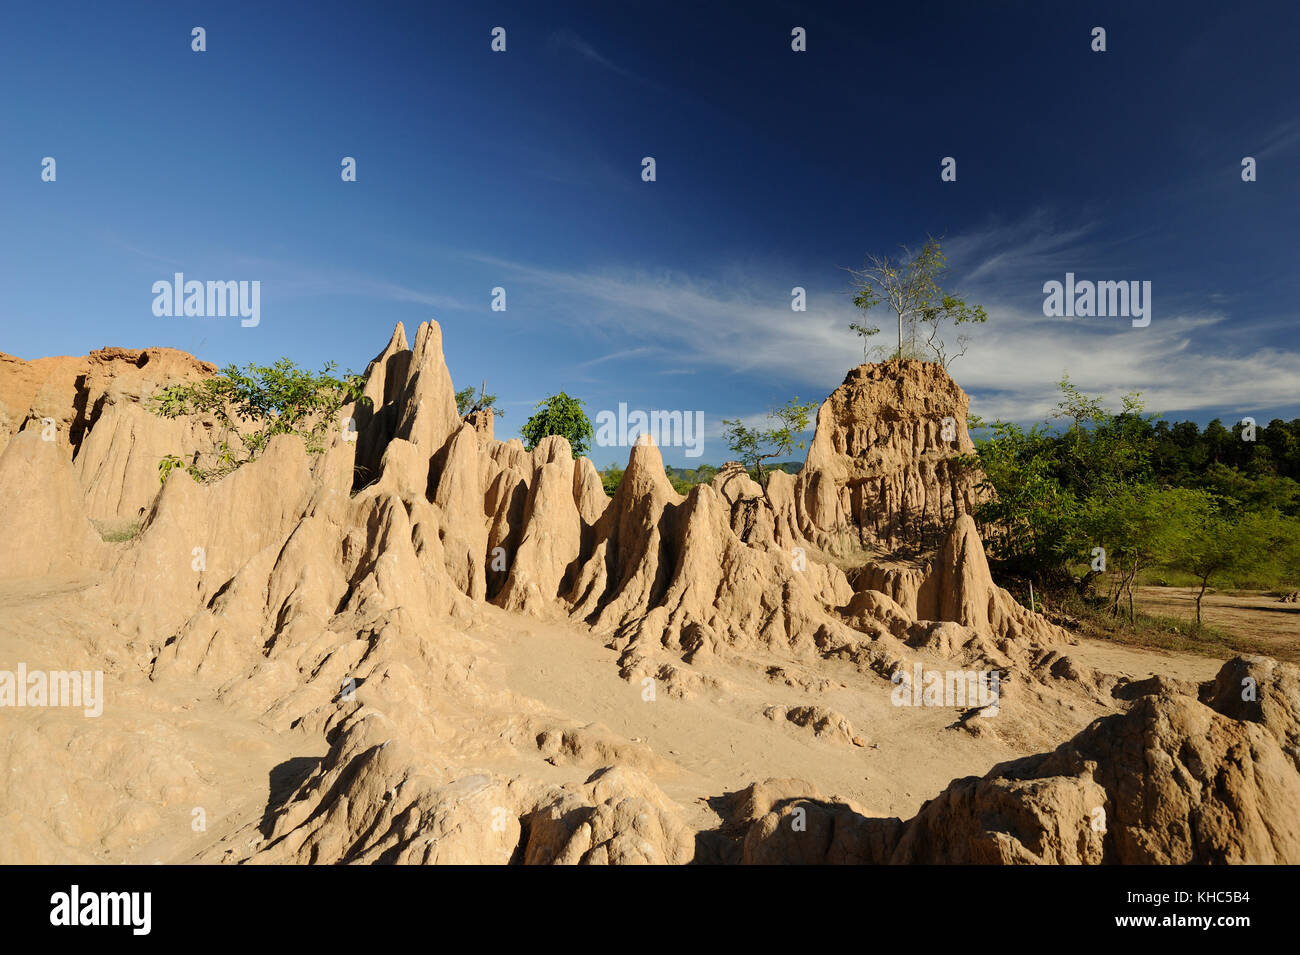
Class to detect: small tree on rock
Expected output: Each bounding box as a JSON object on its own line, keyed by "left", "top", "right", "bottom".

{"left": 848, "top": 237, "right": 986, "bottom": 367}
{"left": 722, "top": 398, "right": 818, "bottom": 487}
{"left": 456, "top": 380, "right": 504, "bottom": 418}
{"left": 520, "top": 391, "right": 593, "bottom": 458}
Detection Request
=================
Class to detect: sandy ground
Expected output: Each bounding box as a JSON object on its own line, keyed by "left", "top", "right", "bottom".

{"left": 1062, "top": 633, "right": 1221, "bottom": 683}
{"left": 478, "top": 606, "right": 1016, "bottom": 824}
{"left": 0, "top": 571, "right": 1239, "bottom": 863}
{"left": 476, "top": 605, "right": 1200, "bottom": 825}
{"left": 1133, "top": 586, "right": 1300, "bottom": 663}
{"left": 0, "top": 573, "right": 318, "bottom": 864}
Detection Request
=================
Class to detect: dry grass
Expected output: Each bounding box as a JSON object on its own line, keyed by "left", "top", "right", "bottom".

{"left": 1063, "top": 591, "right": 1296, "bottom": 664}
{"left": 92, "top": 519, "right": 141, "bottom": 543}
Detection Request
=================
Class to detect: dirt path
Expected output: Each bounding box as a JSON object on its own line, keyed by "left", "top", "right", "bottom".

{"left": 1063, "top": 634, "right": 1221, "bottom": 684}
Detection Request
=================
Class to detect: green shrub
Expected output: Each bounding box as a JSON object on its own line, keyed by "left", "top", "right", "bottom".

{"left": 151, "top": 359, "right": 367, "bottom": 484}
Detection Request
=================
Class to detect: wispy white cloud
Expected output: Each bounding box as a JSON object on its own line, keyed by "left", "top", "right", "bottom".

{"left": 942, "top": 213, "right": 1300, "bottom": 422}
{"left": 465, "top": 251, "right": 861, "bottom": 387}
{"left": 957, "top": 307, "right": 1300, "bottom": 423}
{"left": 463, "top": 206, "right": 1300, "bottom": 428}
{"left": 548, "top": 29, "right": 657, "bottom": 88}
{"left": 940, "top": 209, "right": 1104, "bottom": 288}
{"left": 1257, "top": 117, "right": 1300, "bottom": 160}
{"left": 232, "top": 258, "right": 476, "bottom": 312}
{"left": 575, "top": 345, "right": 661, "bottom": 369}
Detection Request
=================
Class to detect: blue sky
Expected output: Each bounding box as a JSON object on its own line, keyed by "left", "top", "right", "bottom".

{"left": 2, "top": 0, "right": 1297, "bottom": 466}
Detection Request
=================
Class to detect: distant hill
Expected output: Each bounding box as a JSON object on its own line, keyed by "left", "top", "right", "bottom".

{"left": 597, "top": 461, "right": 803, "bottom": 496}
{"left": 663, "top": 461, "right": 801, "bottom": 481}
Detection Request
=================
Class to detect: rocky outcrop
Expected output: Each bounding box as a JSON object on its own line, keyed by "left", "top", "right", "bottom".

{"left": 732, "top": 658, "right": 1300, "bottom": 864}
{"left": 0, "top": 347, "right": 222, "bottom": 523}
{"left": 0, "top": 346, "right": 216, "bottom": 453}
{"left": 104, "top": 434, "right": 320, "bottom": 644}
{"left": 74, "top": 401, "right": 225, "bottom": 523}
{"left": 0, "top": 325, "right": 1069, "bottom": 688}
{"left": 350, "top": 322, "right": 411, "bottom": 489}
{"left": 890, "top": 686, "right": 1300, "bottom": 864}
{"left": 798, "top": 360, "right": 981, "bottom": 555}
{"left": 393, "top": 321, "right": 461, "bottom": 462}
{"left": 0, "top": 429, "right": 107, "bottom": 579}
{"left": 1201, "top": 655, "right": 1300, "bottom": 772}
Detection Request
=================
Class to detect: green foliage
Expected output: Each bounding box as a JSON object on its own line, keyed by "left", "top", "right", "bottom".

{"left": 848, "top": 237, "right": 987, "bottom": 367}
{"left": 158, "top": 453, "right": 186, "bottom": 485}
{"left": 520, "top": 391, "right": 593, "bottom": 458}
{"left": 1077, "top": 483, "right": 1205, "bottom": 620}
{"left": 602, "top": 461, "right": 721, "bottom": 497}
{"left": 1179, "top": 505, "right": 1300, "bottom": 624}
{"left": 1051, "top": 376, "right": 1155, "bottom": 494}
{"left": 967, "top": 419, "right": 1078, "bottom": 583}
{"left": 455, "top": 381, "right": 504, "bottom": 418}
{"left": 150, "top": 359, "right": 368, "bottom": 483}
{"left": 601, "top": 461, "right": 625, "bottom": 496}
{"left": 666, "top": 463, "right": 719, "bottom": 491}
{"left": 972, "top": 380, "right": 1300, "bottom": 618}
{"left": 1145, "top": 417, "right": 1300, "bottom": 498}
{"left": 722, "top": 398, "right": 817, "bottom": 486}
{"left": 848, "top": 321, "right": 880, "bottom": 360}
{"left": 1197, "top": 462, "right": 1300, "bottom": 513}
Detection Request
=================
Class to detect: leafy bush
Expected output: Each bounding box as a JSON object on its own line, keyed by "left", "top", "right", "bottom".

{"left": 601, "top": 461, "right": 624, "bottom": 495}
{"left": 151, "top": 359, "right": 367, "bottom": 483}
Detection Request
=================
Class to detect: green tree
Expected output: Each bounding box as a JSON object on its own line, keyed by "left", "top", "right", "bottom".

{"left": 972, "top": 377, "right": 1300, "bottom": 617}
{"left": 722, "top": 397, "right": 818, "bottom": 487}
{"left": 968, "top": 419, "right": 1079, "bottom": 589}
{"left": 1198, "top": 462, "right": 1300, "bottom": 514}
{"left": 151, "top": 359, "right": 367, "bottom": 483}
{"left": 1080, "top": 483, "right": 1200, "bottom": 620}
{"left": 848, "top": 237, "right": 987, "bottom": 366}
{"left": 520, "top": 391, "right": 593, "bottom": 458}
{"left": 1178, "top": 505, "right": 1296, "bottom": 625}
{"left": 693, "top": 463, "right": 719, "bottom": 485}
{"left": 455, "top": 380, "right": 504, "bottom": 418}
{"left": 973, "top": 379, "right": 1159, "bottom": 594}
{"left": 848, "top": 321, "right": 880, "bottom": 361}
{"left": 1050, "top": 377, "right": 1156, "bottom": 495}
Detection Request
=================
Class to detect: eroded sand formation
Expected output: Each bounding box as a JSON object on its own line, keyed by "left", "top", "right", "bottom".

{"left": 1, "top": 321, "right": 1297, "bottom": 864}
